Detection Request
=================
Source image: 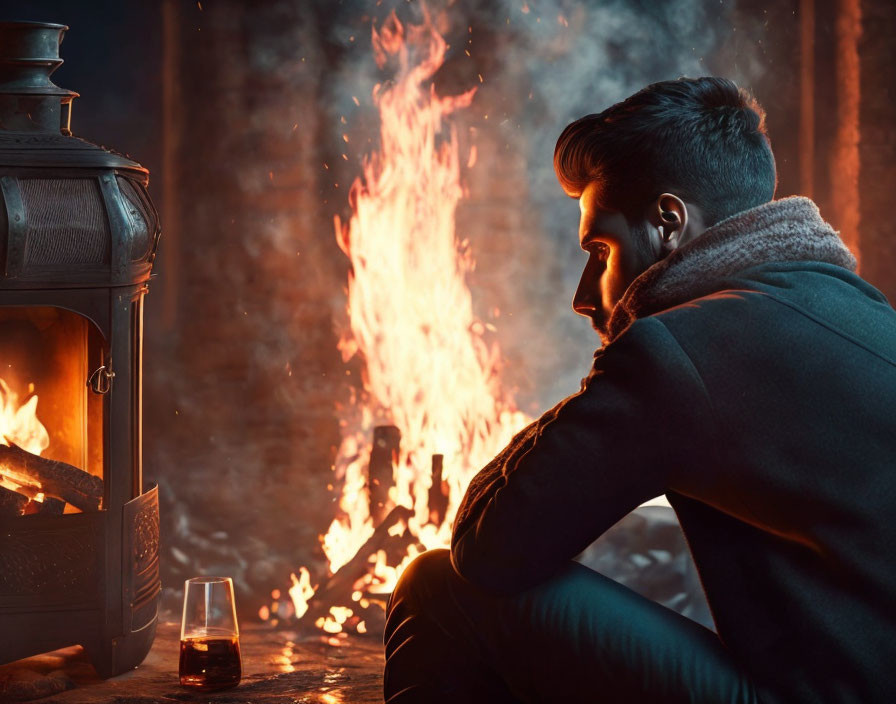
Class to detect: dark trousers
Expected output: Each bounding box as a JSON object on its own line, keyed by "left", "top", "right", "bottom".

{"left": 383, "top": 549, "right": 761, "bottom": 703}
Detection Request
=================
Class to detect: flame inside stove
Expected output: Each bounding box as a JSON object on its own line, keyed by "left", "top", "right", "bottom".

{"left": 0, "top": 378, "right": 49, "bottom": 494}
{"left": 285, "top": 10, "right": 528, "bottom": 629}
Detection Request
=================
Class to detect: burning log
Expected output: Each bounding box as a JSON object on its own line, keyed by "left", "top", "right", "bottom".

{"left": 428, "top": 454, "right": 449, "bottom": 526}
{"left": 303, "top": 504, "right": 417, "bottom": 625}
{"left": 368, "top": 425, "right": 400, "bottom": 526}
{"left": 26, "top": 496, "right": 66, "bottom": 516}
{"left": 0, "top": 484, "right": 27, "bottom": 517}
{"left": 0, "top": 474, "right": 65, "bottom": 516}
{"left": 0, "top": 442, "right": 102, "bottom": 512}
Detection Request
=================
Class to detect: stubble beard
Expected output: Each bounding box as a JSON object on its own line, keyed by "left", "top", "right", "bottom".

{"left": 591, "top": 220, "right": 655, "bottom": 347}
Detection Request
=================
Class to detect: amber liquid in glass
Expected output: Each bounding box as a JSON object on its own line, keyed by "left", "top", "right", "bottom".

{"left": 179, "top": 636, "right": 241, "bottom": 690}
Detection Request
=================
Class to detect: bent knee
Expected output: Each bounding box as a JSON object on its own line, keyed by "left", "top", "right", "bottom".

{"left": 389, "top": 549, "right": 453, "bottom": 610}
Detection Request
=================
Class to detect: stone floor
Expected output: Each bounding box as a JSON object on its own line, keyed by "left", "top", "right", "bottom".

{"left": 0, "top": 508, "right": 705, "bottom": 703}
{"left": 0, "top": 622, "right": 384, "bottom": 703}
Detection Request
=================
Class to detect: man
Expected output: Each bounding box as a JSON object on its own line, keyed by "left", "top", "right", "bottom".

{"left": 383, "top": 77, "right": 896, "bottom": 703}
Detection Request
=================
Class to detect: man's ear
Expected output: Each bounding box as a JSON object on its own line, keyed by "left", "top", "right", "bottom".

{"left": 649, "top": 193, "right": 689, "bottom": 254}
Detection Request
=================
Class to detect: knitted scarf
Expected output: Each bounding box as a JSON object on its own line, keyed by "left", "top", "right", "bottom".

{"left": 606, "top": 196, "right": 858, "bottom": 342}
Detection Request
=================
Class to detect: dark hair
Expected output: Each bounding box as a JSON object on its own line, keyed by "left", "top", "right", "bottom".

{"left": 554, "top": 76, "right": 777, "bottom": 226}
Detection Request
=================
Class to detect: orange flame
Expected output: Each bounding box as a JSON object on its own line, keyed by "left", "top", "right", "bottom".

{"left": 0, "top": 378, "right": 50, "bottom": 495}
{"left": 286, "top": 9, "right": 528, "bottom": 631}
{"left": 288, "top": 566, "right": 315, "bottom": 620}
{"left": 0, "top": 379, "right": 49, "bottom": 455}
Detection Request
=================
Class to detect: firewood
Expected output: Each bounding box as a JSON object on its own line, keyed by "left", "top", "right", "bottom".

{"left": 0, "top": 484, "right": 27, "bottom": 517}
{"left": 38, "top": 496, "right": 66, "bottom": 515}
{"left": 24, "top": 496, "right": 66, "bottom": 516}
{"left": 368, "top": 426, "right": 400, "bottom": 525}
{"left": 0, "top": 666, "right": 74, "bottom": 700}
{"left": 0, "top": 442, "right": 102, "bottom": 512}
{"left": 428, "top": 453, "right": 449, "bottom": 526}
{"left": 303, "top": 504, "right": 417, "bottom": 624}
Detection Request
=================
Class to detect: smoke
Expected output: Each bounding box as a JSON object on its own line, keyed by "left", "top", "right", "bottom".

{"left": 305, "top": 0, "right": 770, "bottom": 410}
{"left": 445, "top": 0, "right": 768, "bottom": 406}
{"left": 481, "top": 0, "right": 759, "bottom": 403}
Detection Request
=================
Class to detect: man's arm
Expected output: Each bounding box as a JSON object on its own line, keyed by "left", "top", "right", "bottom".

{"left": 450, "top": 316, "right": 711, "bottom": 595}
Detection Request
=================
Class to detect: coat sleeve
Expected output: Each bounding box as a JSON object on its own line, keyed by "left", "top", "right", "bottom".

{"left": 450, "top": 316, "right": 712, "bottom": 595}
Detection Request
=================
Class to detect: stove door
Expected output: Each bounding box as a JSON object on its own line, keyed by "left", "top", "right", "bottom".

{"left": 0, "top": 305, "right": 104, "bottom": 515}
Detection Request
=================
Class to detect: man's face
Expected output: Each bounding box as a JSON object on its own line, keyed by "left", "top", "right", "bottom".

{"left": 573, "top": 182, "right": 659, "bottom": 340}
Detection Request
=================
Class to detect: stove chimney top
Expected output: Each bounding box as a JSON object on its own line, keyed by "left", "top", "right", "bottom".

{"left": 0, "top": 20, "right": 77, "bottom": 134}
{"left": 0, "top": 20, "right": 145, "bottom": 175}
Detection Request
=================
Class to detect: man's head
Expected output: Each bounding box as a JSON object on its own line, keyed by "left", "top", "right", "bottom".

{"left": 554, "top": 76, "right": 776, "bottom": 340}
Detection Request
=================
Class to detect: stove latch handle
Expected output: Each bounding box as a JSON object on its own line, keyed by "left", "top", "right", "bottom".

{"left": 88, "top": 365, "right": 115, "bottom": 394}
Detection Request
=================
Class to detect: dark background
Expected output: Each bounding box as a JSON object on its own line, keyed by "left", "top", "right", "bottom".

{"left": 1, "top": 0, "right": 893, "bottom": 620}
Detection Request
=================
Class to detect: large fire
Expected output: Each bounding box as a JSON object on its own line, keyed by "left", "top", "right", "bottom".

{"left": 282, "top": 10, "right": 528, "bottom": 633}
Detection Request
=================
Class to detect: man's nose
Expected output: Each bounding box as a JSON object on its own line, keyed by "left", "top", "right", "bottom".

{"left": 573, "top": 256, "right": 604, "bottom": 318}
{"left": 572, "top": 287, "right": 598, "bottom": 318}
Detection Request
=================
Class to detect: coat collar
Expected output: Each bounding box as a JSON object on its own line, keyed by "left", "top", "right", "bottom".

{"left": 606, "top": 197, "right": 858, "bottom": 342}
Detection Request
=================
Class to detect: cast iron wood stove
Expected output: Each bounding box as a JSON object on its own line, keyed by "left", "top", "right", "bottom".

{"left": 0, "top": 21, "right": 161, "bottom": 676}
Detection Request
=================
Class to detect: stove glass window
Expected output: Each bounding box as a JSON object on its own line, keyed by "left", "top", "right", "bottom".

{"left": 0, "top": 306, "right": 104, "bottom": 515}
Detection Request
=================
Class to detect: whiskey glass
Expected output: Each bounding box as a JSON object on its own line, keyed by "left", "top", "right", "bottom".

{"left": 179, "top": 576, "right": 241, "bottom": 690}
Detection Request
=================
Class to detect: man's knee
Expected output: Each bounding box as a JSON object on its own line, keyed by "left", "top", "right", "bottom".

{"left": 385, "top": 549, "right": 455, "bottom": 652}
{"left": 389, "top": 548, "right": 453, "bottom": 613}
{"left": 384, "top": 549, "right": 519, "bottom": 703}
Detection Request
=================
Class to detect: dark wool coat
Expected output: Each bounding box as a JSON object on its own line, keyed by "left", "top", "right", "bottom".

{"left": 451, "top": 200, "right": 896, "bottom": 703}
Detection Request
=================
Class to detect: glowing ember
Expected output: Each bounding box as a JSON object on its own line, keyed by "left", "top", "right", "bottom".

{"left": 283, "top": 9, "right": 528, "bottom": 632}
